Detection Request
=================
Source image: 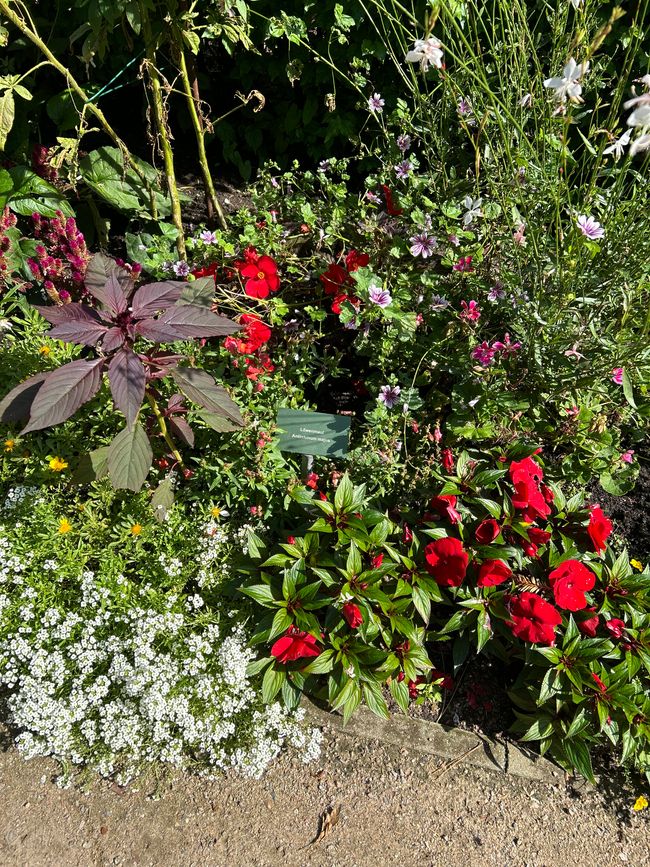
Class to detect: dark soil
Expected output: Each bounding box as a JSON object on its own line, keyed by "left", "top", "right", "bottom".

{"left": 593, "top": 455, "right": 650, "bottom": 560}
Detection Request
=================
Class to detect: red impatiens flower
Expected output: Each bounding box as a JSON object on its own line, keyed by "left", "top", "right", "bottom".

{"left": 403, "top": 523, "right": 413, "bottom": 545}
{"left": 507, "top": 592, "right": 562, "bottom": 645}
{"left": 548, "top": 559, "right": 596, "bottom": 611}
{"left": 519, "top": 525, "right": 552, "bottom": 557}
{"left": 578, "top": 606, "right": 599, "bottom": 637}
{"left": 510, "top": 456, "right": 544, "bottom": 484}
{"left": 320, "top": 262, "right": 351, "bottom": 296}
{"left": 477, "top": 559, "right": 512, "bottom": 587}
{"left": 441, "top": 448, "right": 454, "bottom": 473}
{"left": 345, "top": 249, "right": 369, "bottom": 272}
{"left": 380, "top": 184, "right": 403, "bottom": 216}
{"left": 191, "top": 261, "right": 220, "bottom": 280}
{"left": 270, "top": 626, "right": 320, "bottom": 664}
{"left": 342, "top": 601, "right": 363, "bottom": 629}
{"left": 239, "top": 254, "right": 280, "bottom": 299}
{"left": 370, "top": 552, "right": 384, "bottom": 569}
{"left": 428, "top": 494, "right": 462, "bottom": 524}
{"left": 509, "top": 456, "right": 551, "bottom": 523}
{"left": 424, "top": 536, "right": 469, "bottom": 587}
{"left": 604, "top": 617, "right": 626, "bottom": 639}
{"left": 587, "top": 505, "right": 612, "bottom": 554}
{"left": 224, "top": 313, "right": 272, "bottom": 356}
{"left": 475, "top": 518, "right": 500, "bottom": 545}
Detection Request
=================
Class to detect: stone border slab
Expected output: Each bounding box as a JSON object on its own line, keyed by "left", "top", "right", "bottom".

{"left": 304, "top": 699, "right": 560, "bottom": 784}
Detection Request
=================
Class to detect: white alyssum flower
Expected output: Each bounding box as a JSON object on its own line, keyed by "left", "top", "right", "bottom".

{"left": 405, "top": 37, "right": 444, "bottom": 72}
{"left": 544, "top": 57, "right": 589, "bottom": 103}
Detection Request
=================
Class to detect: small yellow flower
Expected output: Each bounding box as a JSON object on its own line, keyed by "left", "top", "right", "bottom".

{"left": 39, "top": 345, "right": 51, "bottom": 356}
{"left": 633, "top": 795, "right": 648, "bottom": 812}
{"left": 58, "top": 518, "right": 72, "bottom": 534}
{"left": 4, "top": 439, "right": 14, "bottom": 452}
{"left": 130, "top": 523, "right": 143, "bottom": 536}
{"left": 48, "top": 456, "right": 68, "bottom": 472}
{"left": 211, "top": 506, "right": 222, "bottom": 518}
{"left": 630, "top": 559, "right": 643, "bottom": 571}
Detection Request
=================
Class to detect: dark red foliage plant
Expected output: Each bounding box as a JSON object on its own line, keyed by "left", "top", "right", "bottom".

{"left": 0, "top": 254, "right": 245, "bottom": 494}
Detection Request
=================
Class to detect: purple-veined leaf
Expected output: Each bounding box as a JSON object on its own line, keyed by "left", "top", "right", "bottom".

{"left": 171, "top": 367, "right": 244, "bottom": 426}
{"left": 102, "top": 273, "right": 129, "bottom": 317}
{"left": 48, "top": 320, "right": 109, "bottom": 346}
{"left": 0, "top": 372, "right": 48, "bottom": 422}
{"left": 35, "top": 303, "right": 103, "bottom": 327}
{"left": 168, "top": 416, "right": 194, "bottom": 447}
{"left": 107, "top": 422, "right": 152, "bottom": 491}
{"left": 85, "top": 252, "right": 134, "bottom": 304}
{"left": 151, "top": 477, "right": 174, "bottom": 522}
{"left": 167, "top": 393, "right": 185, "bottom": 412}
{"left": 108, "top": 348, "right": 146, "bottom": 427}
{"left": 198, "top": 410, "right": 241, "bottom": 433}
{"left": 134, "top": 318, "right": 184, "bottom": 343}
{"left": 156, "top": 304, "right": 240, "bottom": 339}
{"left": 130, "top": 280, "right": 187, "bottom": 318}
{"left": 101, "top": 327, "right": 126, "bottom": 354}
{"left": 22, "top": 358, "right": 105, "bottom": 433}
{"left": 177, "top": 277, "right": 215, "bottom": 308}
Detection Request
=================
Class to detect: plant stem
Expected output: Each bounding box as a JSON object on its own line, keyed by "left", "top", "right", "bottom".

{"left": 146, "top": 392, "right": 184, "bottom": 467}
{"left": 176, "top": 42, "right": 228, "bottom": 231}
{"left": 0, "top": 0, "right": 158, "bottom": 220}
{"left": 140, "top": 5, "right": 186, "bottom": 259}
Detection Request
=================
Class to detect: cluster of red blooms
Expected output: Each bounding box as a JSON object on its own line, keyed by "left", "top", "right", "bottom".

{"left": 0, "top": 207, "right": 17, "bottom": 287}
{"left": 234, "top": 246, "right": 280, "bottom": 299}
{"left": 319, "top": 249, "right": 369, "bottom": 315}
{"left": 27, "top": 210, "right": 90, "bottom": 302}
{"left": 421, "top": 455, "right": 615, "bottom": 645}
{"left": 224, "top": 312, "right": 274, "bottom": 388}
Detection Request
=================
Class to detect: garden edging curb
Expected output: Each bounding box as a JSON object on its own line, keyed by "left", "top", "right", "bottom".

{"left": 304, "top": 699, "right": 560, "bottom": 784}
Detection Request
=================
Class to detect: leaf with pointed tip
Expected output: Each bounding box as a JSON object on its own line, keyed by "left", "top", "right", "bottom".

{"left": 171, "top": 367, "right": 244, "bottom": 425}
{"left": 85, "top": 253, "right": 134, "bottom": 304}
{"left": 134, "top": 318, "right": 184, "bottom": 343}
{"left": 168, "top": 416, "right": 194, "bottom": 447}
{"left": 178, "top": 277, "right": 214, "bottom": 308}
{"left": 101, "top": 273, "right": 129, "bottom": 317}
{"left": 35, "top": 303, "right": 103, "bottom": 327}
{"left": 151, "top": 477, "right": 174, "bottom": 522}
{"left": 101, "top": 327, "right": 126, "bottom": 353}
{"left": 48, "top": 320, "right": 109, "bottom": 346}
{"left": 167, "top": 393, "right": 185, "bottom": 411}
{"left": 22, "top": 358, "right": 105, "bottom": 433}
{"left": 0, "top": 372, "right": 48, "bottom": 422}
{"left": 108, "top": 348, "right": 145, "bottom": 426}
{"left": 156, "top": 304, "right": 240, "bottom": 339}
{"left": 107, "top": 422, "right": 152, "bottom": 491}
{"left": 130, "top": 280, "right": 186, "bottom": 318}
{"left": 198, "top": 410, "right": 241, "bottom": 433}
{"left": 71, "top": 446, "right": 110, "bottom": 485}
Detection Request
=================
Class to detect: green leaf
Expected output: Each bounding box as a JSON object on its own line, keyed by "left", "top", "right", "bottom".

{"left": 107, "top": 422, "right": 153, "bottom": 491}
{"left": 269, "top": 607, "right": 293, "bottom": 639}
{"left": 563, "top": 739, "right": 595, "bottom": 783}
{"left": 412, "top": 585, "right": 431, "bottom": 624}
{"left": 0, "top": 91, "right": 15, "bottom": 151}
{"left": 362, "top": 681, "right": 390, "bottom": 719}
{"left": 334, "top": 473, "right": 354, "bottom": 513}
{"left": 262, "top": 665, "right": 285, "bottom": 703}
{"left": 172, "top": 367, "right": 244, "bottom": 426}
{"left": 7, "top": 166, "right": 73, "bottom": 217}
{"left": 151, "top": 477, "right": 174, "bottom": 522}
{"left": 71, "top": 446, "right": 110, "bottom": 485}
{"left": 79, "top": 146, "right": 171, "bottom": 216}
{"left": 389, "top": 676, "right": 409, "bottom": 713}
{"left": 240, "top": 584, "right": 276, "bottom": 606}
{"left": 621, "top": 369, "right": 636, "bottom": 409}
{"left": 301, "top": 649, "right": 335, "bottom": 674}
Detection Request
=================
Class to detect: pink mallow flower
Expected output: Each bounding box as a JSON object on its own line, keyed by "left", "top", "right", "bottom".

{"left": 460, "top": 300, "right": 481, "bottom": 321}
{"left": 611, "top": 367, "right": 624, "bottom": 385}
{"left": 577, "top": 214, "right": 605, "bottom": 240}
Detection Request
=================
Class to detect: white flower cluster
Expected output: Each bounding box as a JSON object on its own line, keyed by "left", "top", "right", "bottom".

{"left": 0, "top": 534, "right": 321, "bottom": 785}
{"left": 2, "top": 486, "right": 42, "bottom": 512}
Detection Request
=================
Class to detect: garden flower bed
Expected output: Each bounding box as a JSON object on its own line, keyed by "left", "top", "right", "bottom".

{"left": 0, "top": 0, "right": 648, "bottom": 803}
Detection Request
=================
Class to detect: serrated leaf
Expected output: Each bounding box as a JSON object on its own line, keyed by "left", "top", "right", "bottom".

{"left": 107, "top": 348, "right": 145, "bottom": 426}
{"left": 0, "top": 372, "right": 47, "bottom": 422}
{"left": 172, "top": 367, "right": 244, "bottom": 426}
{"left": 155, "top": 303, "right": 240, "bottom": 339}
{"left": 151, "top": 477, "right": 174, "bottom": 521}
{"left": 22, "top": 358, "right": 105, "bottom": 433}
{"left": 107, "top": 422, "right": 152, "bottom": 491}
{"left": 130, "top": 279, "right": 186, "bottom": 318}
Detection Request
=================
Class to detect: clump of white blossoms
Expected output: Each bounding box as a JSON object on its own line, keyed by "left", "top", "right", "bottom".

{"left": 625, "top": 74, "right": 650, "bottom": 156}
{"left": 0, "top": 529, "right": 321, "bottom": 786}
{"left": 543, "top": 57, "right": 589, "bottom": 104}
{"left": 405, "top": 36, "right": 444, "bottom": 72}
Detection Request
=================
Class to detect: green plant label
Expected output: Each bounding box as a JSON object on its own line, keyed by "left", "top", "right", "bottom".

{"left": 276, "top": 408, "right": 351, "bottom": 457}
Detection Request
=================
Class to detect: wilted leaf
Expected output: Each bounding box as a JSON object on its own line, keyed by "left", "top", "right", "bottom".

{"left": 172, "top": 367, "right": 244, "bottom": 425}
{"left": 156, "top": 304, "right": 240, "bottom": 339}
{"left": 131, "top": 279, "right": 186, "bottom": 318}
{"left": 108, "top": 348, "right": 145, "bottom": 426}
{"left": 22, "top": 358, "right": 105, "bottom": 433}
{"left": 151, "top": 477, "right": 174, "bottom": 521}
{"left": 0, "top": 372, "right": 47, "bottom": 422}
{"left": 311, "top": 804, "right": 341, "bottom": 844}
{"left": 107, "top": 422, "right": 152, "bottom": 491}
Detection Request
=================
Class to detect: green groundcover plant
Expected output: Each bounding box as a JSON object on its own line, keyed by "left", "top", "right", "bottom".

{"left": 239, "top": 449, "right": 650, "bottom": 783}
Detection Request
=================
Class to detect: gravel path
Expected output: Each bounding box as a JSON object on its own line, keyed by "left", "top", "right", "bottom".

{"left": 0, "top": 729, "right": 648, "bottom": 867}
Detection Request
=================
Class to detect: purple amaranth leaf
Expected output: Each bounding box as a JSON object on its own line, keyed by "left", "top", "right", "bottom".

{"left": 130, "top": 280, "right": 187, "bottom": 318}
{"left": 0, "top": 372, "right": 48, "bottom": 422}
{"left": 166, "top": 393, "right": 186, "bottom": 412}
{"left": 48, "top": 320, "right": 109, "bottom": 347}
{"left": 134, "top": 318, "right": 185, "bottom": 343}
{"left": 107, "top": 348, "right": 146, "bottom": 427}
{"left": 101, "top": 327, "right": 126, "bottom": 354}
{"left": 107, "top": 421, "right": 153, "bottom": 492}
{"left": 171, "top": 367, "right": 244, "bottom": 426}
{"left": 154, "top": 304, "right": 240, "bottom": 339}
{"left": 35, "top": 303, "right": 103, "bottom": 327}
{"left": 22, "top": 357, "right": 105, "bottom": 433}
{"left": 198, "top": 411, "right": 241, "bottom": 433}
{"left": 101, "top": 274, "right": 129, "bottom": 317}
{"left": 177, "top": 277, "right": 215, "bottom": 308}
{"left": 85, "top": 253, "right": 134, "bottom": 304}
{"left": 168, "top": 416, "right": 195, "bottom": 447}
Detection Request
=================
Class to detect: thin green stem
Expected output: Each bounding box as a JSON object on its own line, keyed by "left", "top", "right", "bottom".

{"left": 146, "top": 392, "right": 184, "bottom": 467}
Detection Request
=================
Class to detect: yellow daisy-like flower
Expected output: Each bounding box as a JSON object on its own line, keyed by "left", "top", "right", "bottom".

{"left": 48, "top": 456, "right": 68, "bottom": 472}
{"left": 130, "top": 523, "right": 143, "bottom": 536}
{"left": 4, "top": 439, "right": 15, "bottom": 452}
{"left": 38, "top": 345, "right": 51, "bottom": 356}
{"left": 211, "top": 506, "right": 222, "bottom": 518}
{"left": 633, "top": 795, "right": 648, "bottom": 812}
{"left": 58, "top": 518, "right": 72, "bottom": 534}
{"left": 630, "top": 559, "right": 643, "bottom": 571}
